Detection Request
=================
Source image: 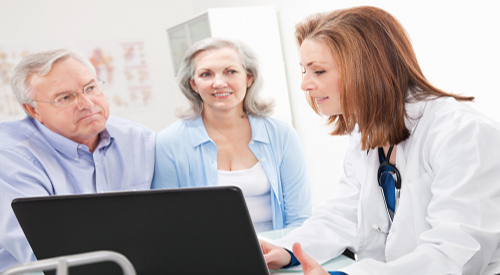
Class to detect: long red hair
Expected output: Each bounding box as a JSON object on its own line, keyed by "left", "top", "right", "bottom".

{"left": 295, "top": 6, "right": 473, "bottom": 150}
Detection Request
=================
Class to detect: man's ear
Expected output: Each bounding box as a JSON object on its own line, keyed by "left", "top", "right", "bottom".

{"left": 23, "top": 103, "right": 42, "bottom": 123}
{"left": 190, "top": 79, "right": 199, "bottom": 93}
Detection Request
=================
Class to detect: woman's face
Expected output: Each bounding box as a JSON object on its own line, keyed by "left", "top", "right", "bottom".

{"left": 300, "top": 39, "right": 342, "bottom": 116}
{"left": 190, "top": 47, "right": 253, "bottom": 115}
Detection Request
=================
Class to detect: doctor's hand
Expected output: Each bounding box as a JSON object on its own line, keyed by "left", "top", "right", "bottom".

{"left": 259, "top": 239, "right": 291, "bottom": 269}
{"left": 293, "top": 242, "right": 330, "bottom": 275}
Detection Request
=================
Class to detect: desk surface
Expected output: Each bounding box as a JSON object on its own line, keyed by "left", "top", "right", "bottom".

{"left": 258, "top": 228, "right": 355, "bottom": 274}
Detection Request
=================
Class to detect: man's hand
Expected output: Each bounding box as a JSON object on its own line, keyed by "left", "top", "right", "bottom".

{"left": 259, "top": 238, "right": 292, "bottom": 269}
{"left": 293, "top": 242, "right": 330, "bottom": 275}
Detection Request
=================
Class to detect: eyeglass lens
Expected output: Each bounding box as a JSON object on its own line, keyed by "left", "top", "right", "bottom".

{"left": 54, "top": 81, "right": 103, "bottom": 106}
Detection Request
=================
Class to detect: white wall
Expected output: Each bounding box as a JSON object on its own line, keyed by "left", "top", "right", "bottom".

{"left": 1, "top": 0, "right": 499, "bottom": 206}
{"left": 0, "top": 0, "right": 196, "bottom": 130}
{"left": 191, "top": 0, "right": 500, "bottom": 206}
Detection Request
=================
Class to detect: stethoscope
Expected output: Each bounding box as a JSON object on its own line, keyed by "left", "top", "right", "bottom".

{"left": 373, "top": 145, "right": 402, "bottom": 234}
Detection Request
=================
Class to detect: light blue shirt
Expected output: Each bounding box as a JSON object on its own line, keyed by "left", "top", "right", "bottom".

{"left": 152, "top": 115, "right": 312, "bottom": 230}
{"left": 0, "top": 116, "right": 156, "bottom": 271}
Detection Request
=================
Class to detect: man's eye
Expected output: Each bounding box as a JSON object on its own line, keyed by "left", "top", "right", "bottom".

{"left": 56, "top": 94, "right": 72, "bottom": 102}
{"left": 85, "top": 84, "right": 97, "bottom": 94}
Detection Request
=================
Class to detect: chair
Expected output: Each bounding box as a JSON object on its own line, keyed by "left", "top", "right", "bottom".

{"left": 1, "top": 250, "right": 136, "bottom": 275}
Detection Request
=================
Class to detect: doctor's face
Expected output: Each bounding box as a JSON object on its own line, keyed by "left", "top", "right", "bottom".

{"left": 189, "top": 47, "right": 254, "bottom": 115}
{"left": 25, "top": 57, "right": 110, "bottom": 147}
{"left": 300, "top": 39, "right": 342, "bottom": 116}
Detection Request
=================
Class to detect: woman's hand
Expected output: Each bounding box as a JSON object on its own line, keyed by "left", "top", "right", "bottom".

{"left": 259, "top": 239, "right": 292, "bottom": 269}
{"left": 293, "top": 242, "right": 330, "bottom": 275}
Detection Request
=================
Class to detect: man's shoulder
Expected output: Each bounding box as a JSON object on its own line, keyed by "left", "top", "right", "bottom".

{"left": 0, "top": 117, "right": 38, "bottom": 148}
{"left": 106, "top": 116, "right": 156, "bottom": 139}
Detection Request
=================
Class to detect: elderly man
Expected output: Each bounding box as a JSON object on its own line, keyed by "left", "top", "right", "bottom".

{"left": 0, "top": 49, "right": 156, "bottom": 270}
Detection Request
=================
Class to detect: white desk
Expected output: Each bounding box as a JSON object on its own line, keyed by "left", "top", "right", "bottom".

{"left": 258, "top": 228, "right": 355, "bottom": 274}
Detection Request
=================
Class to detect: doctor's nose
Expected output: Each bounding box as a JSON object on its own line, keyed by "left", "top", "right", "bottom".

{"left": 301, "top": 74, "right": 314, "bottom": 92}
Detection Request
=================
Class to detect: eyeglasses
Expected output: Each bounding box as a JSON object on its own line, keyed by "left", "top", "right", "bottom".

{"left": 377, "top": 145, "right": 401, "bottom": 224}
{"left": 34, "top": 80, "right": 105, "bottom": 108}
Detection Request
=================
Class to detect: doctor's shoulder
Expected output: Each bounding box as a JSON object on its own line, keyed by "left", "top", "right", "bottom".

{"left": 420, "top": 97, "right": 500, "bottom": 135}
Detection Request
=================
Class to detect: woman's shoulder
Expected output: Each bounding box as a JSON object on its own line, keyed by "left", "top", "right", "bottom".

{"left": 156, "top": 119, "right": 194, "bottom": 145}
{"left": 252, "top": 116, "right": 295, "bottom": 135}
{"left": 422, "top": 97, "right": 499, "bottom": 129}
{"left": 414, "top": 97, "right": 500, "bottom": 142}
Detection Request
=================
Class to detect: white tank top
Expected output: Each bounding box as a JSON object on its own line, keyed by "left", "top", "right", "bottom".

{"left": 217, "top": 162, "right": 273, "bottom": 232}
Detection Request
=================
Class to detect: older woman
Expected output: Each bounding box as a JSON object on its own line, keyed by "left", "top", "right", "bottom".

{"left": 260, "top": 6, "right": 500, "bottom": 275}
{"left": 152, "top": 38, "right": 312, "bottom": 232}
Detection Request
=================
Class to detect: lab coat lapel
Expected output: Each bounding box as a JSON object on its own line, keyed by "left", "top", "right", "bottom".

{"left": 357, "top": 148, "right": 390, "bottom": 261}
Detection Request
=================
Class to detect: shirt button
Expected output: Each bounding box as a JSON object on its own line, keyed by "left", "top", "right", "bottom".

{"left": 251, "top": 141, "right": 254, "bottom": 145}
{"left": 77, "top": 145, "right": 82, "bottom": 149}
{"left": 74, "top": 157, "right": 79, "bottom": 161}
{"left": 272, "top": 180, "right": 275, "bottom": 184}
{"left": 261, "top": 158, "right": 266, "bottom": 162}
{"left": 95, "top": 162, "right": 98, "bottom": 166}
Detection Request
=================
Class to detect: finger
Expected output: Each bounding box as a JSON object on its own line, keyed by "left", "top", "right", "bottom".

{"left": 292, "top": 242, "right": 321, "bottom": 272}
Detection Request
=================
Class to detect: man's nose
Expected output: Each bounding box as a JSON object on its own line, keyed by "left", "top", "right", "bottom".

{"left": 76, "top": 92, "right": 94, "bottom": 109}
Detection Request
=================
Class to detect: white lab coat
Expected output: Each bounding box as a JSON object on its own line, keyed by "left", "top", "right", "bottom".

{"left": 274, "top": 97, "right": 500, "bottom": 274}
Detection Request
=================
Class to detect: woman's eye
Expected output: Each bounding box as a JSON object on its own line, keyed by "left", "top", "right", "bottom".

{"left": 200, "top": 72, "right": 211, "bottom": 77}
{"left": 315, "top": 70, "right": 326, "bottom": 75}
{"left": 227, "top": 70, "right": 237, "bottom": 74}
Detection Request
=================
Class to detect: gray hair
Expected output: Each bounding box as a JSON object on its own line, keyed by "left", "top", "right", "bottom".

{"left": 11, "top": 49, "right": 96, "bottom": 112}
{"left": 176, "top": 37, "right": 274, "bottom": 119}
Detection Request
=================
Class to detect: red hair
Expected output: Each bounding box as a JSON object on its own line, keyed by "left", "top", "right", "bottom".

{"left": 295, "top": 6, "right": 473, "bottom": 150}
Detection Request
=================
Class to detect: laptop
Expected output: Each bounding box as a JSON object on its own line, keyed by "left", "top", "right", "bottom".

{"left": 11, "top": 186, "right": 270, "bottom": 275}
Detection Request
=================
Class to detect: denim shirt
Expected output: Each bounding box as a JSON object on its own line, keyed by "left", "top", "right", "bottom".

{"left": 152, "top": 115, "right": 312, "bottom": 230}
{"left": 0, "top": 116, "right": 156, "bottom": 271}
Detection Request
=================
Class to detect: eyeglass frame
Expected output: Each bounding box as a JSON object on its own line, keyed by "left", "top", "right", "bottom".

{"left": 32, "top": 79, "right": 105, "bottom": 108}
{"left": 377, "top": 145, "right": 401, "bottom": 224}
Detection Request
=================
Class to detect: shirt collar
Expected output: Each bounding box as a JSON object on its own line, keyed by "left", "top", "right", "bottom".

{"left": 248, "top": 115, "right": 270, "bottom": 144}
{"left": 188, "top": 116, "right": 213, "bottom": 148}
{"left": 33, "top": 118, "right": 114, "bottom": 158}
{"left": 187, "top": 115, "right": 271, "bottom": 148}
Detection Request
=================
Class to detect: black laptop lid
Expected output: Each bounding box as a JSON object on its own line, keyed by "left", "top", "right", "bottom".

{"left": 11, "top": 186, "right": 269, "bottom": 275}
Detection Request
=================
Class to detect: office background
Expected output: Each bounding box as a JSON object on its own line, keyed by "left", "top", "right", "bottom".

{"left": 0, "top": 0, "right": 498, "bottom": 206}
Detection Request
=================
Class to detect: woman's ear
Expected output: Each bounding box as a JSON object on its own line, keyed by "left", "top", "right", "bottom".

{"left": 189, "top": 79, "right": 199, "bottom": 93}
{"left": 247, "top": 75, "right": 254, "bottom": 88}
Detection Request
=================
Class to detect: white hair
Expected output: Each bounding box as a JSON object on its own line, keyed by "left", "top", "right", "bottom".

{"left": 11, "top": 49, "right": 96, "bottom": 113}
{"left": 176, "top": 37, "right": 274, "bottom": 119}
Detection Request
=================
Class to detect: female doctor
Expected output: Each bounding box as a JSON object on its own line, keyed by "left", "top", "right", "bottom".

{"left": 260, "top": 6, "right": 500, "bottom": 275}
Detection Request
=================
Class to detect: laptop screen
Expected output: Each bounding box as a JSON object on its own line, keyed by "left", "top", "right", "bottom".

{"left": 12, "top": 186, "right": 270, "bottom": 275}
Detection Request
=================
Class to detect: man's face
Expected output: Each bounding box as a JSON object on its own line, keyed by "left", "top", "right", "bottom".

{"left": 24, "top": 57, "right": 110, "bottom": 147}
